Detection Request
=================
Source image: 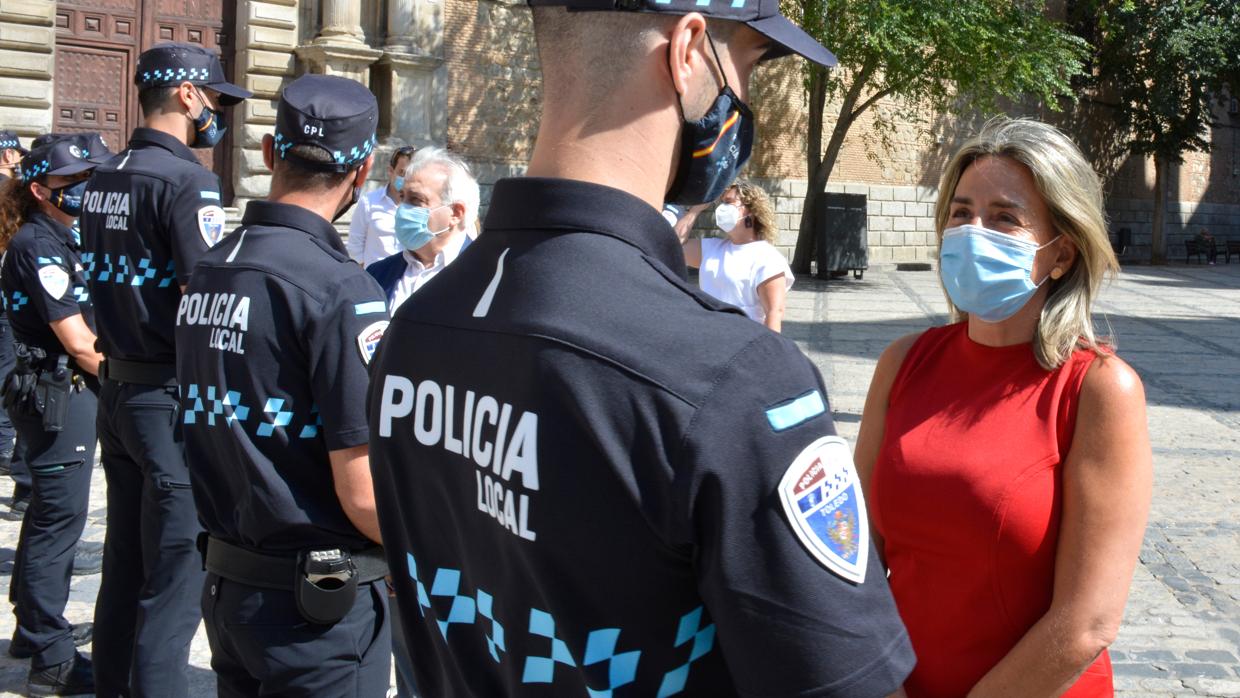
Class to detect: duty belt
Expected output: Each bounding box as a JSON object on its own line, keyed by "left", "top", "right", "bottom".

{"left": 100, "top": 358, "right": 177, "bottom": 387}
{"left": 204, "top": 537, "right": 388, "bottom": 590}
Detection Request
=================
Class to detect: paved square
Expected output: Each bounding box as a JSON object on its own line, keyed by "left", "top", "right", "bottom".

{"left": 0, "top": 262, "right": 1235, "bottom": 696}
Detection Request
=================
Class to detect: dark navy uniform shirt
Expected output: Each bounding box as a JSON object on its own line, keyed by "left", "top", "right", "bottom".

{"left": 175, "top": 201, "right": 390, "bottom": 553}
{"left": 1, "top": 211, "right": 94, "bottom": 357}
{"left": 368, "top": 178, "right": 915, "bottom": 697}
{"left": 79, "top": 127, "right": 224, "bottom": 363}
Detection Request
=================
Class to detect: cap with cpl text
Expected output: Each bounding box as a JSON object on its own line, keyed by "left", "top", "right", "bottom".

{"left": 19, "top": 136, "right": 96, "bottom": 182}
{"left": 31, "top": 132, "right": 114, "bottom": 165}
{"left": 0, "top": 130, "right": 27, "bottom": 155}
{"left": 526, "top": 0, "right": 836, "bottom": 66}
{"left": 273, "top": 74, "right": 378, "bottom": 173}
{"left": 134, "top": 42, "right": 252, "bottom": 105}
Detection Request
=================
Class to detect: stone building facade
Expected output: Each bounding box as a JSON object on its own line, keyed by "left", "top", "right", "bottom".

{"left": 3, "top": 0, "right": 1238, "bottom": 264}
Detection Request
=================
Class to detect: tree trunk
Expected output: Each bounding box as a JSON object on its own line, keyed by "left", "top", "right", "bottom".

{"left": 1151, "top": 154, "right": 1168, "bottom": 265}
{"left": 791, "top": 60, "right": 876, "bottom": 274}
{"left": 791, "top": 66, "right": 828, "bottom": 274}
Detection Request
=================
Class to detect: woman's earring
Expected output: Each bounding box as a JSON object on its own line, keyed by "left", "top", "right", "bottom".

{"left": 1050, "top": 268, "right": 1064, "bottom": 280}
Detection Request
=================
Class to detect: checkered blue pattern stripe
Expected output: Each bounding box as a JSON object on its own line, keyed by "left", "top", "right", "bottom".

{"left": 82, "top": 253, "right": 177, "bottom": 288}
{"left": 36, "top": 256, "right": 63, "bottom": 265}
{"left": 654, "top": 0, "right": 748, "bottom": 6}
{"left": 656, "top": 606, "right": 716, "bottom": 697}
{"left": 72, "top": 284, "right": 89, "bottom": 303}
{"left": 274, "top": 131, "right": 377, "bottom": 167}
{"left": 140, "top": 67, "right": 210, "bottom": 85}
{"left": 0, "top": 138, "right": 19, "bottom": 149}
{"left": 404, "top": 552, "right": 718, "bottom": 695}
{"left": 22, "top": 159, "right": 48, "bottom": 181}
{"left": 6, "top": 291, "right": 28, "bottom": 312}
{"left": 180, "top": 386, "right": 327, "bottom": 439}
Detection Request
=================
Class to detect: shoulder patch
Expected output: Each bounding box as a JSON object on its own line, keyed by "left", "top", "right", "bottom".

{"left": 38, "top": 265, "right": 70, "bottom": 300}
{"left": 354, "top": 301, "right": 386, "bottom": 316}
{"left": 777, "top": 435, "right": 869, "bottom": 584}
{"left": 766, "top": 390, "right": 826, "bottom": 431}
{"left": 200, "top": 190, "right": 221, "bottom": 201}
{"left": 357, "top": 320, "right": 389, "bottom": 365}
{"left": 197, "top": 205, "right": 227, "bottom": 247}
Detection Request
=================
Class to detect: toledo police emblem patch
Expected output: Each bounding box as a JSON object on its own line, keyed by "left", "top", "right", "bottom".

{"left": 37, "top": 265, "right": 70, "bottom": 300}
{"left": 357, "top": 321, "right": 388, "bottom": 365}
{"left": 197, "top": 205, "right": 227, "bottom": 247}
{"left": 778, "top": 435, "right": 869, "bottom": 584}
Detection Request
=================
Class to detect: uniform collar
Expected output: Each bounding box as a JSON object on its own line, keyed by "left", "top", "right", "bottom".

{"left": 28, "top": 210, "right": 77, "bottom": 248}
{"left": 241, "top": 200, "right": 348, "bottom": 257}
{"left": 129, "top": 127, "right": 202, "bottom": 166}
{"left": 484, "top": 178, "right": 687, "bottom": 280}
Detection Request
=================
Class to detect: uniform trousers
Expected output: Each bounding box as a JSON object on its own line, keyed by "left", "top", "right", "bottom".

{"left": 202, "top": 573, "right": 391, "bottom": 697}
{"left": 93, "top": 380, "right": 204, "bottom": 698}
{"left": 9, "top": 384, "right": 96, "bottom": 669}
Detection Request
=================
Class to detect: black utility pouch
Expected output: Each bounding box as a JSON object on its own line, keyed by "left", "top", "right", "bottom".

{"left": 35, "top": 359, "right": 72, "bottom": 432}
{"left": 294, "top": 549, "right": 358, "bottom": 625}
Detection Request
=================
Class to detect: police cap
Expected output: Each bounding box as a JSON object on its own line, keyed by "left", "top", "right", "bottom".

{"left": 273, "top": 75, "right": 378, "bottom": 174}
{"left": 29, "top": 132, "right": 114, "bottom": 165}
{"left": 134, "top": 42, "right": 252, "bottom": 105}
{"left": 19, "top": 136, "right": 95, "bottom": 182}
{"left": 526, "top": 0, "right": 837, "bottom": 66}
{"left": 0, "top": 130, "right": 27, "bottom": 155}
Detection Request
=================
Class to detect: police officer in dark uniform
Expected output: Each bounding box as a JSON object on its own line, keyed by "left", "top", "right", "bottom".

{"left": 0, "top": 136, "right": 103, "bottom": 695}
{"left": 369, "top": 2, "right": 916, "bottom": 696}
{"left": 76, "top": 42, "right": 251, "bottom": 698}
{"left": 176, "top": 74, "right": 391, "bottom": 696}
{"left": 0, "top": 129, "right": 32, "bottom": 520}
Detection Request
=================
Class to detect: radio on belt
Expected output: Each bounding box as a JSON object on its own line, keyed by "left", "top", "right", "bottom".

{"left": 294, "top": 548, "right": 359, "bottom": 625}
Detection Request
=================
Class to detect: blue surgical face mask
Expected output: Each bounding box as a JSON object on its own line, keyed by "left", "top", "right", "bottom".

{"left": 47, "top": 180, "right": 88, "bottom": 218}
{"left": 664, "top": 32, "right": 754, "bottom": 206}
{"left": 191, "top": 89, "right": 226, "bottom": 149}
{"left": 939, "top": 224, "right": 1061, "bottom": 323}
{"left": 395, "top": 203, "right": 451, "bottom": 251}
{"left": 393, "top": 176, "right": 404, "bottom": 193}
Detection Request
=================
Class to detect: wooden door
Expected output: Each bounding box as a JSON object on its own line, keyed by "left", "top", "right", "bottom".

{"left": 53, "top": 0, "right": 235, "bottom": 202}
{"left": 54, "top": 0, "right": 142, "bottom": 154}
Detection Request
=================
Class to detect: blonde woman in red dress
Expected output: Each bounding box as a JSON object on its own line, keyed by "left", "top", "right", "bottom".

{"left": 856, "top": 118, "right": 1152, "bottom": 697}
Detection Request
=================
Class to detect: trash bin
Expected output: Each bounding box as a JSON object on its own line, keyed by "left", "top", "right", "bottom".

{"left": 814, "top": 192, "right": 868, "bottom": 280}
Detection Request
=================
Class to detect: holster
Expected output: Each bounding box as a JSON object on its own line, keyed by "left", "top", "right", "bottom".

{"left": 1, "top": 343, "right": 44, "bottom": 414}
{"left": 34, "top": 355, "right": 72, "bottom": 432}
{"left": 294, "top": 550, "right": 359, "bottom": 626}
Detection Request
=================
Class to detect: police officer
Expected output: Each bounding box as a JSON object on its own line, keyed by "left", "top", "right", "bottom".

{"left": 369, "top": 2, "right": 916, "bottom": 696}
{"left": 0, "top": 129, "right": 32, "bottom": 520}
{"left": 0, "top": 135, "right": 103, "bottom": 695}
{"left": 175, "top": 74, "right": 391, "bottom": 696}
{"left": 76, "top": 42, "right": 251, "bottom": 698}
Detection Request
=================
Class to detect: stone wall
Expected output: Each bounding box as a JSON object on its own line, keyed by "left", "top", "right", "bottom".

{"left": 0, "top": 0, "right": 55, "bottom": 143}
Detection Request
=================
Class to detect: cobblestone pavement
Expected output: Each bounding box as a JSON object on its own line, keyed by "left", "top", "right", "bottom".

{"left": 0, "top": 262, "right": 1235, "bottom": 696}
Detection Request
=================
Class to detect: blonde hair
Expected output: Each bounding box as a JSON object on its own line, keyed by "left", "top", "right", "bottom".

{"left": 727, "top": 180, "right": 778, "bottom": 244}
{"left": 933, "top": 117, "right": 1118, "bottom": 369}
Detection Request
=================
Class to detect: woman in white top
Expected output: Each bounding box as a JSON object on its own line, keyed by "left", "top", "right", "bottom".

{"left": 683, "top": 181, "right": 794, "bottom": 332}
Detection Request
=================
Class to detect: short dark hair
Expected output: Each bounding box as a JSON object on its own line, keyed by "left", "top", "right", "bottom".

{"left": 138, "top": 86, "right": 180, "bottom": 118}
{"left": 390, "top": 146, "right": 416, "bottom": 169}
{"left": 274, "top": 144, "right": 353, "bottom": 191}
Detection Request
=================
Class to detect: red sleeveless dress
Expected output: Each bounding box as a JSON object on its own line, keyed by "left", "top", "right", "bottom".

{"left": 871, "top": 323, "right": 1113, "bottom": 697}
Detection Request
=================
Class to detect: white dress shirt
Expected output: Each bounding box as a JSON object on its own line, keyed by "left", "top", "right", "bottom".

{"left": 390, "top": 231, "right": 469, "bottom": 313}
{"left": 346, "top": 186, "right": 401, "bottom": 267}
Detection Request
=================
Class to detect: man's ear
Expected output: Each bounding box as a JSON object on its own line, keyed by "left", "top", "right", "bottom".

{"left": 667, "top": 13, "right": 709, "bottom": 100}
{"left": 261, "top": 134, "right": 274, "bottom": 172}
{"left": 354, "top": 154, "right": 374, "bottom": 189}
{"left": 451, "top": 201, "right": 466, "bottom": 228}
{"left": 176, "top": 81, "right": 198, "bottom": 114}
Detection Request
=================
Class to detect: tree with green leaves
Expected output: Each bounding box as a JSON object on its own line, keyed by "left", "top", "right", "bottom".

{"left": 781, "top": 0, "right": 1088, "bottom": 274}
{"left": 1075, "top": 0, "right": 1240, "bottom": 264}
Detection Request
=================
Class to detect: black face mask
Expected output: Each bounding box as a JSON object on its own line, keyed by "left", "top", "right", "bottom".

{"left": 46, "top": 180, "right": 88, "bottom": 218}
{"left": 191, "top": 89, "right": 227, "bottom": 149}
{"left": 665, "top": 33, "right": 755, "bottom": 207}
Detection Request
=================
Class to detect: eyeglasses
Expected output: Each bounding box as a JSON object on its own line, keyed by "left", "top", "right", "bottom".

{"left": 390, "top": 146, "right": 417, "bottom": 168}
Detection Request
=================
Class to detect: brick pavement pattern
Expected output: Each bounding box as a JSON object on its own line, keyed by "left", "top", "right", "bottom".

{"left": 0, "top": 263, "right": 1234, "bottom": 696}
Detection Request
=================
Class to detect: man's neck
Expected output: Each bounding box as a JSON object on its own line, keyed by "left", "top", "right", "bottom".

{"left": 526, "top": 106, "right": 677, "bottom": 210}
{"left": 143, "top": 113, "right": 192, "bottom": 146}
{"left": 268, "top": 189, "right": 345, "bottom": 225}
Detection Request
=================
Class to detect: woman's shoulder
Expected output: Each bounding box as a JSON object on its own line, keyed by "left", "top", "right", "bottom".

{"left": 1078, "top": 350, "right": 1144, "bottom": 407}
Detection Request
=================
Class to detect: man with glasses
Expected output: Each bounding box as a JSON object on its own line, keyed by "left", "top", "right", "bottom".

{"left": 348, "top": 146, "right": 417, "bottom": 267}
